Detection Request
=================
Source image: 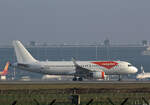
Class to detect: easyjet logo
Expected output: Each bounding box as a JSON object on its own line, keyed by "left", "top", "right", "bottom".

{"left": 91, "top": 61, "right": 118, "bottom": 69}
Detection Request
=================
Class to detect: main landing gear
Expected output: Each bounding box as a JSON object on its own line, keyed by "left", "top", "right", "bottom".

{"left": 72, "top": 77, "right": 83, "bottom": 81}
{"left": 118, "top": 75, "right": 122, "bottom": 81}
{"left": 72, "top": 77, "right": 77, "bottom": 81}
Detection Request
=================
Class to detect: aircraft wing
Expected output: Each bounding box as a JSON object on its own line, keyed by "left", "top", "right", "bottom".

{"left": 72, "top": 58, "right": 92, "bottom": 76}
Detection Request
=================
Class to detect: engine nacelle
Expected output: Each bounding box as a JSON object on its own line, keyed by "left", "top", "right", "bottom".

{"left": 91, "top": 71, "right": 105, "bottom": 79}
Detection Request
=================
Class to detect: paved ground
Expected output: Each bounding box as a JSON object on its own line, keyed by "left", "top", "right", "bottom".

{"left": 0, "top": 79, "right": 149, "bottom": 84}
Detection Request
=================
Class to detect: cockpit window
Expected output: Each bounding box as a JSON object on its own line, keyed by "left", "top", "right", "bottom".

{"left": 128, "top": 64, "right": 132, "bottom": 67}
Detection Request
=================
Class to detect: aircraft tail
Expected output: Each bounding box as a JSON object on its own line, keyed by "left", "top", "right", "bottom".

{"left": 0, "top": 61, "right": 10, "bottom": 76}
{"left": 13, "top": 40, "right": 37, "bottom": 63}
{"left": 141, "top": 65, "right": 145, "bottom": 73}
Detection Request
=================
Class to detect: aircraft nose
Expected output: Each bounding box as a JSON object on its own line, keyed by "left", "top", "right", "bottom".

{"left": 132, "top": 66, "right": 138, "bottom": 73}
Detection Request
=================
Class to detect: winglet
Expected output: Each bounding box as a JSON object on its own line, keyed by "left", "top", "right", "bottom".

{"left": 141, "top": 65, "right": 144, "bottom": 73}
{"left": 72, "top": 57, "right": 78, "bottom": 66}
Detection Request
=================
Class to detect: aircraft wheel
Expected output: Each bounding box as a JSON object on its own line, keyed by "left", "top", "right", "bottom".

{"left": 72, "top": 77, "right": 77, "bottom": 81}
{"left": 78, "top": 77, "right": 83, "bottom": 81}
{"left": 118, "top": 75, "right": 122, "bottom": 81}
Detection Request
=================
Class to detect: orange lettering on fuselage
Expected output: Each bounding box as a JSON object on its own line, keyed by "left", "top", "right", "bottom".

{"left": 91, "top": 61, "right": 118, "bottom": 69}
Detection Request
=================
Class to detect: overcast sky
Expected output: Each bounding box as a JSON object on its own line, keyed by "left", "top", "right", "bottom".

{"left": 0, "top": 0, "right": 150, "bottom": 44}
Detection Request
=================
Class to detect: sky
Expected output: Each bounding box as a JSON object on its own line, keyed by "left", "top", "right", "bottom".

{"left": 0, "top": 0, "right": 150, "bottom": 44}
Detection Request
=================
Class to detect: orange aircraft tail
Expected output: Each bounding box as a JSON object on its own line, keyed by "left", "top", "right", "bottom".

{"left": 0, "top": 62, "right": 10, "bottom": 76}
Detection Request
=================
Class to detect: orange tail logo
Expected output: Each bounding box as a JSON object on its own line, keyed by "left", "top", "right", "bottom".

{"left": 0, "top": 62, "right": 10, "bottom": 76}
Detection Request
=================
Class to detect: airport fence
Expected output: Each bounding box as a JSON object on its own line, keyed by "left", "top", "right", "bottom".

{"left": 0, "top": 87, "right": 150, "bottom": 105}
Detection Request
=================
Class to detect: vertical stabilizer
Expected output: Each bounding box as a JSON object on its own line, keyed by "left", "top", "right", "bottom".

{"left": 13, "top": 40, "right": 37, "bottom": 63}
{"left": 0, "top": 61, "right": 9, "bottom": 76}
{"left": 141, "top": 65, "right": 145, "bottom": 73}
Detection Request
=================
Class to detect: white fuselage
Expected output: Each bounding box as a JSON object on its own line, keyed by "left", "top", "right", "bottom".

{"left": 136, "top": 73, "right": 150, "bottom": 79}
{"left": 12, "top": 40, "right": 138, "bottom": 79}
{"left": 16, "top": 60, "right": 138, "bottom": 75}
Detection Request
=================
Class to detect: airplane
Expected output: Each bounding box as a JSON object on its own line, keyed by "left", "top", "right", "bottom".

{"left": 136, "top": 65, "right": 150, "bottom": 80}
{"left": 11, "top": 40, "right": 138, "bottom": 81}
{"left": 0, "top": 62, "right": 10, "bottom": 76}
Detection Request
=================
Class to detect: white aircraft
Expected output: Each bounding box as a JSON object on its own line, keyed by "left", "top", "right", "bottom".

{"left": 12, "top": 40, "right": 138, "bottom": 81}
{"left": 136, "top": 66, "right": 150, "bottom": 80}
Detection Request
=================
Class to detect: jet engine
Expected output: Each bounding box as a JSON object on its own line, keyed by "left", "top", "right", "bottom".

{"left": 91, "top": 71, "right": 105, "bottom": 79}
